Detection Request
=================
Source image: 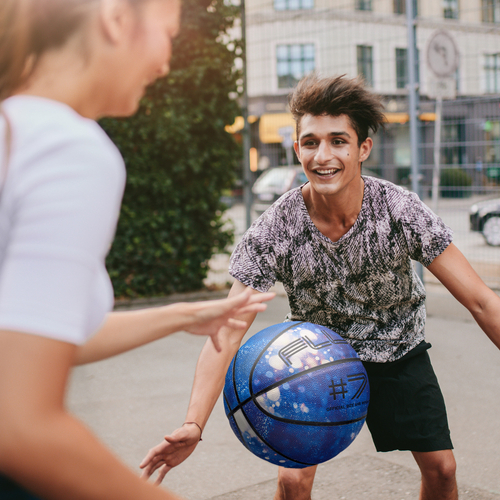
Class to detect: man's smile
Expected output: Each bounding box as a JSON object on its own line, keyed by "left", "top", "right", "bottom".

{"left": 313, "top": 168, "right": 341, "bottom": 177}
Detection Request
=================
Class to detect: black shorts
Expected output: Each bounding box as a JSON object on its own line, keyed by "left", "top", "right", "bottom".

{"left": 362, "top": 343, "right": 453, "bottom": 453}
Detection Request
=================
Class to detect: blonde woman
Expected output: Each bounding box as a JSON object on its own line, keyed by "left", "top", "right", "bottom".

{"left": 0, "top": 1, "right": 274, "bottom": 499}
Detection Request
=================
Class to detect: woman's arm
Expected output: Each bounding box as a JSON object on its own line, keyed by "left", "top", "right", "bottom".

{"left": 0, "top": 330, "right": 184, "bottom": 500}
{"left": 427, "top": 242, "right": 500, "bottom": 349}
{"left": 140, "top": 280, "right": 262, "bottom": 483}
{"left": 75, "top": 288, "right": 274, "bottom": 364}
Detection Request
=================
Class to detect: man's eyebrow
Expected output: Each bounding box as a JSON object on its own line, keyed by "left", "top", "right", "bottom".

{"left": 299, "top": 131, "right": 351, "bottom": 140}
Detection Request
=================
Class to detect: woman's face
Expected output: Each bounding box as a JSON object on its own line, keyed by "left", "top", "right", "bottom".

{"left": 103, "top": 0, "right": 181, "bottom": 117}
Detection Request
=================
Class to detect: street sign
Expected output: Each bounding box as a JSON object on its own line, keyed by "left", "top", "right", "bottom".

{"left": 426, "top": 30, "right": 459, "bottom": 99}
{"left": 278, "top": 126, "right": 295, "bottom": 148}
{"left": 278, "top": 125, "right": 295, "bottom": 166}
{"left": 426, "top": 30, "right": 459, "bottom": 78}
{"left": 427, "top": 76, "right": 456, "bottom": 99}
{"left": 426, "top": 30, "right": 460, "bottom": 211}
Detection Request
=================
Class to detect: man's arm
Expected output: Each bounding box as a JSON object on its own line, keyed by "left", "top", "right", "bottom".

{"left": 75, "top": 287, "right": 273, "bottom": 364}
{"left": 140, "top": 280, "right": 263, "bottom": 483}
{"left": 427, "top": 242, "right": 500, "bottom": 349}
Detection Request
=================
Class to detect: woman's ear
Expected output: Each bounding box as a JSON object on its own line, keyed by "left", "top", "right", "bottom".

{"left": 98, "top": 0, "right": 135, "bottom": 44}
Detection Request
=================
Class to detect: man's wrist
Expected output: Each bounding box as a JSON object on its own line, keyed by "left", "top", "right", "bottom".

{"left": 183, "top": 421, "right": 203, "bottom": 441}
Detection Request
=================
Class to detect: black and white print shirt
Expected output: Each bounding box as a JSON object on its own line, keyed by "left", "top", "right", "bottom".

{"left": 229, "top": 176, "right": 453, "bottom": 363}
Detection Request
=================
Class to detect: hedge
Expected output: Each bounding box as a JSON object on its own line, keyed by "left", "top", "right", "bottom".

{"left": 440, "top": 167, "right": 472, "bottom": 198}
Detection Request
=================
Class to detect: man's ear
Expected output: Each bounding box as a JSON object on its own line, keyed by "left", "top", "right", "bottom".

{"left": 99, "top": 0, "right": 134, "bottom": 44}
{"left": 359, "top": 137, "right": 373, "bottom": 163}
{"left": 293, "top": 140, "right": 301, "bottom": 162}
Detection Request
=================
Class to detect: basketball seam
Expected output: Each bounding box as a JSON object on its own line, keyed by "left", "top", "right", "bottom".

{"left": 253, "top": 357, "right": 361, "bottom": 399}
{"left": 230, "top": 321, "right": 304, "bottom": 408}
{"left": 232, "top": 405, "right": 318, "bottom": 467}
{"left": 226, "top": 357, "right": 363, "bottom": 418}
{"left": 251, "top": 410, "right": 368, "bottom": 427}
{"left": 248, "top": 321, "right": 305, "bottom": 395}
{"left": 223, "top": 395, "right": 254, "bottom": 454}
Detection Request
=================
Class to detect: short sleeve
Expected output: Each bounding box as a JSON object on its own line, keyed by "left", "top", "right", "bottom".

{"left": 0, "top": 126, "right": 125, "bottom": 344}
{"left": 229, "top": 217, "right": 279, "bottom": 292}
{"left": 399, "top": 191, "right": 453, "bottom": 266}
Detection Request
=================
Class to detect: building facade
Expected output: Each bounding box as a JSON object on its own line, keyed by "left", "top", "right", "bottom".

{"left": 243, "top": 0, "right": 500, "bottom": 193}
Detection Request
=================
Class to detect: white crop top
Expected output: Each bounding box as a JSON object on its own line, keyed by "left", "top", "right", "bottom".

{"left": 0, "top": 96, "right": 125, "bottom": 345}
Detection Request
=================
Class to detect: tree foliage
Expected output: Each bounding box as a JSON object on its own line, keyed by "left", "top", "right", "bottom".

{"left": 100, "top": 0, "right": 242, "bottom": 298}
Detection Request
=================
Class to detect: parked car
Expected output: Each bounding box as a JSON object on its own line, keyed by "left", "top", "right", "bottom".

{"left": 252, "top": 165, "right": 381, "bottom": 216}
{"left": 252, "top": 166, "right": 308, "bottom": 216}
{"left": 469, "top": 198, "right": 500, "bottom": 246}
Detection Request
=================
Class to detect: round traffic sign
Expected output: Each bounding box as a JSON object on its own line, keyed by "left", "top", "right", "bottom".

{"left": 426, "top": 30, "right": 459, "bottom": 78}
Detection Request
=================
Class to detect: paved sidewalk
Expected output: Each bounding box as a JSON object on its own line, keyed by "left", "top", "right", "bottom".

{"left": 68, "top": 285, "right": 500, "bottom": 500}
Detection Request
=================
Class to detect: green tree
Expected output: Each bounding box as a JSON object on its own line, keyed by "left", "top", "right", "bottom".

{"left": 101, "top": 0, "right": 242, "bottom": 298}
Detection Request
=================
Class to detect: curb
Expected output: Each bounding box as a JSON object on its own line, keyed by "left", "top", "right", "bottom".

{"left": 113, "top": 288, "right": 231, "bottom": 310}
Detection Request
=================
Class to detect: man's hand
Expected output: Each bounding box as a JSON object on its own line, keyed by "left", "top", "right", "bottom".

{"left": 139, "top": 424, "right": 202, "bottom": 485}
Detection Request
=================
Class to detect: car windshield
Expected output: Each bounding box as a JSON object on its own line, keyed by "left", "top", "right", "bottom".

{"left": 253, "top": 168, "right": 297, "bottom": 194}
{"left": 296, "top": 171, "right": 308, "bottom": 184}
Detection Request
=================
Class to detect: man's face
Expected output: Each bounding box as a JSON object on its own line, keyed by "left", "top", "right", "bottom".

{"left": 294, "top": 114, "right": 372, "bottom": 198}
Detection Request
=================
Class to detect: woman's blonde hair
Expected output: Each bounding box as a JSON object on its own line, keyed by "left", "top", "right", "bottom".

{"left": 0, "top": 0, "right": 148, "bottom": 100}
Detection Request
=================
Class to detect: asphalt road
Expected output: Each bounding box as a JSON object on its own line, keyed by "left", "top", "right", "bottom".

{"left": 68, "top": 287, "right": 500, "bottom": 500}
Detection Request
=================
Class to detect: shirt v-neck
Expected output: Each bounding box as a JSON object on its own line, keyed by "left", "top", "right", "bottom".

{"left": 298, "top": 177, "right": 369, "bottom": 246}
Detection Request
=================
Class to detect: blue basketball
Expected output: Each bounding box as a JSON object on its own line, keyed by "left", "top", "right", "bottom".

{"left": 223, "top": 321, "right": 370, "bottom": 468}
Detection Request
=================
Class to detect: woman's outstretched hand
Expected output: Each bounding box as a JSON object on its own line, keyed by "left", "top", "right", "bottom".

{"left": 182, "top": 288, "right": 274, "bottom": 351}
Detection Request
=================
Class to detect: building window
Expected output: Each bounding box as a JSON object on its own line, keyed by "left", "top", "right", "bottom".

{"left": 277, "top": 44, "right": 315, "bottom": 89}
{"left": 485, "top": 53, "right": 500, "bottom": 92}
{"left": 443, "top": 0, "right": 459, "bottom": 18}
{"left": 442, "top": 121, "right": 466, "bottom": 166}
{"left": 482, "top": 0, "right": 500, "bottom": 22}
{"left": 396, "top": 48, "right": 408, "bottom": 89}
{"left": 274, "top": 0, "right": 314, "bottom": 10}
{"left": 395, "top": 47, "right": 420, "bottom": 89}
{"left": 394, "top": 126, "right": 411, "bottom": 167}
{"left": 394, "top": 0, "right": 405, "bottom": 13}
{"left": 356, "top": 0, "right": 372, "bottom": 10}
{"left": 393, "top": 0, "right": 418, "bottom": 15}
{"left": 357, "top": 45, "right": 373, "bottom": 87}
{"left": 484, "top": 120, "right": 500, "bottom": 166}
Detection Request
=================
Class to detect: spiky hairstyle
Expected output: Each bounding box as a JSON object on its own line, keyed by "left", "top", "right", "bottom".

{"left": 289, "top": 73, "right": 386, "bottom": 145}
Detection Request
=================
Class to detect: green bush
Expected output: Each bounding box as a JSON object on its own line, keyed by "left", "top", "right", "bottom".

{"left": 100, "top": 0, "right": 242, "bottom": 298}
{"left": 440, "top": 167, "right": 472, "bottom": 198}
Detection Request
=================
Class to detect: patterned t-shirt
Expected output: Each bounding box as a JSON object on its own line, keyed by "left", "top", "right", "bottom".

{"left": 229, "top": 176, "right": 453, "bottom": 363}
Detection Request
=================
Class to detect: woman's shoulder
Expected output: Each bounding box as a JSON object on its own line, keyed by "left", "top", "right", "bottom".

{"left": 5, "top": 96, "right": 118, "bottom": 154}
{"left": 3, "top": 96, "right": 124, "bottom": 182}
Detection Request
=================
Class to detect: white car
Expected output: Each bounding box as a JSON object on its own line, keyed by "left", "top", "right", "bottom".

{"left": 469, "top": 198, "right": 500, "bottom": 246}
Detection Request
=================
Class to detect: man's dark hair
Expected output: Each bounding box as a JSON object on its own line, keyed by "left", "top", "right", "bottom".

{"left": 289, "top": 73, "right": 386, "bottom": 145}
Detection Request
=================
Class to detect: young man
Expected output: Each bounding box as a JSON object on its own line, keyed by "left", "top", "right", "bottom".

{"left": 141, "top": 75, "right": 500, "bottom": 500}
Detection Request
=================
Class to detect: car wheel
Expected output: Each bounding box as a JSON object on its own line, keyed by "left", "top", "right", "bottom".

{"left": 482, "top": 216, "right": 500, "bottom": 246}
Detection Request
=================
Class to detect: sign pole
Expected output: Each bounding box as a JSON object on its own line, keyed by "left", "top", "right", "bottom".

{"left": 241, "top": 0, "right": 252, "bottom": 230}
{"left": 431, "top": 96, "right": 443, "bottom": 213}
{"left": 406, "top": 0, "right": 423, "bottom": 282}
{"left": 426, "top": 29, "right": 459, "bottom": 214}
{"left": 406, "top": 0, "right": 421, "bottom": 201}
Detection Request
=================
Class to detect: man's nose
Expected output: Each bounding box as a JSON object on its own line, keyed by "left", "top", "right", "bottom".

{"left": 315, "top": 141, "right": 333, "bottom": 164}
